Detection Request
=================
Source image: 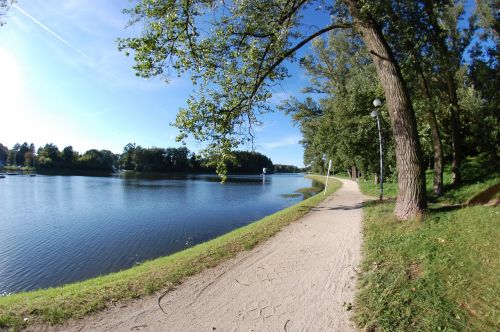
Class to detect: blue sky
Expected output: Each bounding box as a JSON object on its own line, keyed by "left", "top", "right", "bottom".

{"left": 0, "top": 0, "right": 317, "bottom": 167}
{"left": 0, "top": 1, "right": 479, "bottom": 167}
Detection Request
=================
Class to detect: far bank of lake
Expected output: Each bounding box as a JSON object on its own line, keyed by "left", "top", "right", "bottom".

{"left": 0, "top": 173, "right": 321, "bottom": 295}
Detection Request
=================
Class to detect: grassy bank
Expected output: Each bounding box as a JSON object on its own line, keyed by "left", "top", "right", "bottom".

{"left": 0, "top": 166, "right": 34, "bottom": 172}
{"left": 0, "top": 175, "right": 340, "bottom": 330}
{"left": 354, "top": 158, "right": 499, "bottom": 331}
{"left": 357, "top": 154, "right": 499, "bottom": 202}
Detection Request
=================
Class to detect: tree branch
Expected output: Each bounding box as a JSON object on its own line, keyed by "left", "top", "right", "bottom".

{"left": 231, "top": 22, "right": 352, "bottom": 114}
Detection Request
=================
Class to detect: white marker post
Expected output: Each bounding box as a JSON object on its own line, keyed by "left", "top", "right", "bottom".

{"left": 324, "top": 159, "right": 332, "bottom": 196}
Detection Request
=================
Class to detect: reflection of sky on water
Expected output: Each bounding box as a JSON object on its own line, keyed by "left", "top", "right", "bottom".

{"left": 0, "top": 173, "right": 315, "bottom": 294}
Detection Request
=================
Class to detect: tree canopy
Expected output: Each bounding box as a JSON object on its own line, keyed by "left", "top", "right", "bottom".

{"left": 118, "top": 0, "right": 431, "bottom": 219}
{"left": 118, "top": 0, "right": 353, "bottom": 178}
{"left": 116, "top": 0, "right": 498, "bottom": 219}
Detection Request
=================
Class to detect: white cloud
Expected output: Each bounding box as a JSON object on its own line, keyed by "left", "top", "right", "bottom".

{"left": 269, "top": 91, "right": 292, "bottom": 105}
{"left": 261, "top": 135, "right": 302, "bottom": 149}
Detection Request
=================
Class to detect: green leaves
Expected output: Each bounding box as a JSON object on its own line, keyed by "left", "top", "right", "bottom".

{"left": 283, "top": 28, "right": 390, "bottom": 176}
{"left": 118, "top": 0, "right": 353, "bottom": 179}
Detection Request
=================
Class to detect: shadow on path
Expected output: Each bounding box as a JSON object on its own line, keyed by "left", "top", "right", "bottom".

{"left": 311, "top": 203, "right": 363, "bottom": 211}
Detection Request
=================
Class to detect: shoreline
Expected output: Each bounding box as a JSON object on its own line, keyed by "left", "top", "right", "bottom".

{"left": 0, "top": 175, "right": 341, "bottom": 330}
{"left": 46, "top": 177, "right": 361, "bottom": 331}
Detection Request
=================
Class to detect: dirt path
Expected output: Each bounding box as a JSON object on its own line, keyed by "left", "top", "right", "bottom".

{"left": 48, "top": 178, "right": 364, "bottom": 332}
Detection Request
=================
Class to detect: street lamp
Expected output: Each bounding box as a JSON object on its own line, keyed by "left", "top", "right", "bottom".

{"left": 371, "top": 98, "right": 383, "bottom": 200}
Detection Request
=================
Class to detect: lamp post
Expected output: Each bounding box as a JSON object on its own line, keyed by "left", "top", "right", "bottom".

{"left": 371, "top": 98, "right": 383, "bottom": 200}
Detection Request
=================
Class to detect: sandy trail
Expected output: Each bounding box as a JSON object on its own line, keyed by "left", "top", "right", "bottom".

{"left": 48, "top": 178, "right": 363, "bottom": 332}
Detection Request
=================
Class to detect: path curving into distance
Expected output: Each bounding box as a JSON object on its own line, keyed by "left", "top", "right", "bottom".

{"left": 47, "top": 178, "right": 364, "bottom": 332}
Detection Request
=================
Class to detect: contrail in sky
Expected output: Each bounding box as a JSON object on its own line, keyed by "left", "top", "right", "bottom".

{"left": 13, "top": 4, "right": 96, "bottom": 65}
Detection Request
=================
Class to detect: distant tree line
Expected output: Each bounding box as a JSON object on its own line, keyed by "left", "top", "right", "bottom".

{"left": 0, "top": 142, "right": 117, "bottom": 172}
{"left": 274, "top": 164, "right": 302, "bottom": 173}
{"left": 0, "top": 142, "right": 300, "bottom": 174}
{"left": 120, "top": 144, "right": 275, "bottom": 174}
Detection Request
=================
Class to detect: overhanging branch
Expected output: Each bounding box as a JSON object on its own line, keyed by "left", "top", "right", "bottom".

{"left": 227, "top": 22, "right": 353, "bottom": 115}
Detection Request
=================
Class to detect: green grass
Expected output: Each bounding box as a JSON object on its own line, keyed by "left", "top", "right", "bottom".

{"left": 358, "top": 179, "right": 398, "bottom": 198}
{"left": 355, "top": 157, "right": 500, "bottom": 331}
{"left": 0, "top": 175, "right": 341, "bottom": 330}
{"left": 355, "top": 202, "right": 499, "bottom": 331}
{"left": 358, "top": 155, "right": 500, "bottom": 203}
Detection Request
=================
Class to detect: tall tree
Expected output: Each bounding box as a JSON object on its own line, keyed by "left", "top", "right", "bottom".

{"left": 37, "top": 143, "right": 62, "bottom": 169}
{"left": 422, "top": 0, "right": 475, "bottom": 186}
{"left": 62, "top": 146, "right": 76, "bottom": 169}
{"left": 119, "top": 0, "right": 427, "bottom": 219}
{"left": 282, "top": 30, "right": 392, "bottom": 182}
{"left": 381, "top": 0, "right": 445, "bottom": 195}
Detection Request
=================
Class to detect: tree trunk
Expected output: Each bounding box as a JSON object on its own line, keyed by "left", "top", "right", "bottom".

{"left": 429, "top": 106, "right": 445, "bottom": 195}
{"left": 345, "top": 0, "right": 427, "bottom": 219}
{"left": 445, "top": 73, "right": 462, "bottom": 186}
{"left": 423, "top": 0, "right": 462, "bottom": 186}
{"left": 414, "top": 59, "right": 444, "bottom": 196}
{"left": 351, "top": 165, "right": 357, "bottom": 180}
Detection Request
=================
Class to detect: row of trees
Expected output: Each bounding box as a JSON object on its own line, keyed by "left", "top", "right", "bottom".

{"left": 274, "top": 164, "right": 303, "bottom": 173}
{"left": 283, "top": 1, "right": 498, "bottom": 195}
{"left": 0, "top": 143, "right": 118, "bottom": 172}
{"left": 118, "top": 0, "right": 498, "bottom": 219}
{"left": 0, "top": 142, "right": 291, "bottom": 174}
{"left": 120, "top": 143, "right": 276, "bottom": 174}
{"left": 0, "top": 143, "right": 36, "bottom": 168}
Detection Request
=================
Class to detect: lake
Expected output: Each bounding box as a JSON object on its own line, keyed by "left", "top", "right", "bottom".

{"left": 0, "top": 173, "right": 320, "bottom": 295}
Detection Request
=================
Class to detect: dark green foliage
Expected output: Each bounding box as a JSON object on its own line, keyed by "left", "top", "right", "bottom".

{"left": 77, "top": 149, "right": 117, "bottom": 171}
{"left": 118, "top": 145, "right": 276, "bottom": 175}
{"left": 0, "top": 143, "right": 8, "bottom": 166}
{"left": 462, "top": 44, "right": 499, "bottom": 158}
{"left": 118, "top": 144, "right": 194, "bottom": 172}
{"left": 1, "top": 141, "right": 284, "bottom": 175}
{"left": 36, "top": 143, "right": 63, "bottom": 169}
{"left": 8, "top": 142, "right": 33, "bottom": 167}
{"left": 282, "top": 29, "right": 393, "bottom": 179}
{"left": 274, "top": 164, "right": 302, "bottom": 173}
{"left": 226, "top": 151, "right": 273, "bottom": 174}
{"left": 1, "top": 142, "right": 118, "bottom": 172}
{"left": 61, "top": 146, "right": 76, "bottom": 168}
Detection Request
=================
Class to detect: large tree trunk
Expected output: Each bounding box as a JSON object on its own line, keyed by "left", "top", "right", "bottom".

{"left": 345, "top": 0, "right": 427, "bottom": 219}
{"left": 414, "top": 59, "right": 444, "bottom": 196}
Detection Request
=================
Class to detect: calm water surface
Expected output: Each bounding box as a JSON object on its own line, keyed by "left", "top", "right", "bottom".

{"left": 0, "top": 173, "right": 320, "bottom": 294}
